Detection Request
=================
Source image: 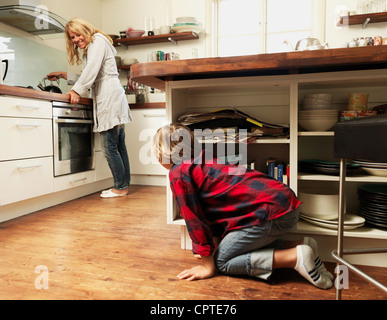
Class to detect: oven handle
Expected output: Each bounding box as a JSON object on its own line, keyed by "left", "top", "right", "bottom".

{"left": 55, "top": 119, "right": 93, "bottom": 124}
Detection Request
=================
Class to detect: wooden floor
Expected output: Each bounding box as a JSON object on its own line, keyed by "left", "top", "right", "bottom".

{"left": 0, "top": 185, "right": 386, "bottom": 300}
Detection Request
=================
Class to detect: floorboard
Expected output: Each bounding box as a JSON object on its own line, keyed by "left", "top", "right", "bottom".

{"left": 0, "top": 185, "right": 386, "bottom": 300}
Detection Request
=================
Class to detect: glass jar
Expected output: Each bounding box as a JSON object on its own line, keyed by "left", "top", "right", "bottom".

{"left": 135, "top": 85, "right": 146, "bottom": 104}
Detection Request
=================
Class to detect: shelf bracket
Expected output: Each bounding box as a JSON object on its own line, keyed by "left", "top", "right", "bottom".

{"left": 118, "top": 43, "right": 128, "bottom": 50}
{"left": 168, "top": 37, "right": 177, "bottom": 45}
{"left": 362, "top": 17, "right": 371, "bottom": 29}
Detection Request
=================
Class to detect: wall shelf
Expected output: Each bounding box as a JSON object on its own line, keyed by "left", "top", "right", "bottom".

{"left": 337, "top": 11, "right": 387, "bottom": 28}
{"left": 117, "top": 65, "right": 133, "bottom": 71}
{"left": 113, "top": 32, "right": 199, "bottom": 49}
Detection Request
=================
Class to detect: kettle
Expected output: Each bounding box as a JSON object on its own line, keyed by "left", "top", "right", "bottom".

{"left": 0, "top": 59, "right": 8, "bottom": 85}
{"left": 38, "top": 77, "right": 62, "bottom": 93}
{"left": 283, "top": 37, "right": 328, "bottom": 51}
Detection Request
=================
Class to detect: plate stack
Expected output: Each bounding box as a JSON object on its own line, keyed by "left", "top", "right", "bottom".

{"left": 353, "top": 160, "right": 387, "bottom": 177}
{"left": 300, "top": 213, "right": 365, "bottom": 230}
{"left": 358, "top": 184, "right": 387, "bottom": 229}
{"left": 298, "top": 188, "right": 365, "bottom": 230}
{"left": 172, "top": 17, "right": 204, "bottom": 33}
{"left": 299, "top": 160, "right": 360, "bottom": 176}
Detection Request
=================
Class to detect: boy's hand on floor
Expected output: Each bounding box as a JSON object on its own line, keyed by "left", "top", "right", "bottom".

{"left": 177, "top": 256, "right": 215, "bottom": 281}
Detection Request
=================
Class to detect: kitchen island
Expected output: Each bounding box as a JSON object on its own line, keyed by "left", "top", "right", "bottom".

{"left": 131, "top": 45, "right": 387, "bottom": 90}
{"left": 131, "top": 46, "right": 387, "bottom": 267}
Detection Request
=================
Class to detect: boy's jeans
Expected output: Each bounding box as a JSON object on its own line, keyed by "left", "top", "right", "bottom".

{"left": 214, "top": 208, "right": 300, "bottom": 280}
{"left": 100, "top": 124, "right": 130, "bottom": 190}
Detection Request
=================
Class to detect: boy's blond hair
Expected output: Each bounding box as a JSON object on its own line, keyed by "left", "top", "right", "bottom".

{"left": 152, "top": 123, "right": 198, "bottom": 165}
{"left": 65, "top": 17, "right": 113, "bottom": 65}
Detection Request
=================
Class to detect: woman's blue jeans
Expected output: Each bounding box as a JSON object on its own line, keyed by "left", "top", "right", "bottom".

{"left": 214, "top": 208, "right": 300, "bottom": 280}
{"left": 100, "top": 125, "right": 130, "bottom": 190}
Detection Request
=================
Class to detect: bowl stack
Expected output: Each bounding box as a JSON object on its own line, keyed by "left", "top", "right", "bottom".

{"left": 302, "top": 93, "right": 333, "bottom": 110}
{"left": 299, "top": 93, "right": 338, "bottom": 131}
{"left": 172, "top": 17, "right": 204, "bottom": 33}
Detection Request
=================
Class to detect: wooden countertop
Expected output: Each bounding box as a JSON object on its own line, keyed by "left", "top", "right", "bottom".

{"left": 0, "top": 85, "right": 165, "bottom": 109}
{"left": 131, "top": 46, "right": 387, "bottom": 90}
{"left": 0, "top": 84, "right": 92, "bottom": 105}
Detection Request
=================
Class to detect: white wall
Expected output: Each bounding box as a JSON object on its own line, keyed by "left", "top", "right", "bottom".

{"left": 101, "top": 0, "right": 208, "bottom": 63}
{"left": 41, "top": 0, "right": 104, "bottom": 51}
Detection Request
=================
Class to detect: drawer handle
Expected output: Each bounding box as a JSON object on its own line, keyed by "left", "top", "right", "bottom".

{"left": 16, "top": 124, "right": 42, "bottom": 128}
{"left": 16, "top": 105, "right": 42, "bottom": 110}
{"left": 69, "top": 177, "right": 87, "bottom": 184}
{"left": 18, "top": 164, "right": 43, "bottom": 170}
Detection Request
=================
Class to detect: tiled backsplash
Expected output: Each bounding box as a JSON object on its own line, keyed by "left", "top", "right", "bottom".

{"left": 0, "top": 30, "right": 68, "bottom": 92}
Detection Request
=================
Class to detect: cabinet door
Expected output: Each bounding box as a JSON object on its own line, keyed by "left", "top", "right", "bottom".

{"left": 0, "top": 117, "right": 53, "bottom": 161}
{"left": 95, "top": 150, "right": 112, "bottom": 181}
{"left": 0, "top": 96, "right": 52, "bottom": 118}
{"left": 125, "top": 109, "right": 168, "bottom": 175}
{"left": 0, "top": 157, "right": 54, "bottom": 206}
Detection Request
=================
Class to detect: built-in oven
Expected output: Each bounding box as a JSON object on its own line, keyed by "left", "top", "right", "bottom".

{"left": 53, "top": 101, "right": 95, "bottom": 177}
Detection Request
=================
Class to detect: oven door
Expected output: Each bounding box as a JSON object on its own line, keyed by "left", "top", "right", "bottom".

{"left": 53, "top": 118, "right": 95, "bottom": 176}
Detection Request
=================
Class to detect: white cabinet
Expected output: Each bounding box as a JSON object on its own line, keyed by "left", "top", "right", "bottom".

{"left": 95, "top": 150, "right": 112, "bottom": 181}
{"left": 0, "top": 96, "right": 54, "bottom": 205}
{"left": 125, "top": 108, "right": 167, "bottom": 175}
{"left": 165, "top": 69, "right": 387, "bottom": 257}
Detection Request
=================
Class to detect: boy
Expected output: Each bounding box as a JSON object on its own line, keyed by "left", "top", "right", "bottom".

{"left": 152, "top": 123, "right": 333, "bottom": 289}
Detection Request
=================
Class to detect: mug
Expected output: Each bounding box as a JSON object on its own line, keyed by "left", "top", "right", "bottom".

{"left": 374, "top": 36, "right": 382, "bottom": 46}
{"left": 349, "top": 93, "right": 369, "bottom": 111}
{"left": 160, "top": 25, "right": 171, "bottom": 34}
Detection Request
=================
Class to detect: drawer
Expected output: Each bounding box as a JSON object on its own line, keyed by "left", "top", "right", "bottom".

{"left": 0, "top": 117, "right": 53, "bottom": 161}
{"left": 0, "top": 96, "right": 52, "bottom": 118}
{"left": 0, "top": 157, "right": 54, "bottom": 206}
{"left": 54, "top": 170, "right": 96, "bottom": 192}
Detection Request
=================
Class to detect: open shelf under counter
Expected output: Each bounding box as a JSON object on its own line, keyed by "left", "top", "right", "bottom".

{"left": 298, "top": 173, "right": 387, "bottom": 183}
{"left": 298, "top": 131, "right": 334, "bottom": 137}
{"left": 295, "top": 219, "right": 387, "bottom": 240}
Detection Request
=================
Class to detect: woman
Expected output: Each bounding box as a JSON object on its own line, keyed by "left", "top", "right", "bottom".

{"left": 48, "top": 18, "right": 132, "bottom": 198}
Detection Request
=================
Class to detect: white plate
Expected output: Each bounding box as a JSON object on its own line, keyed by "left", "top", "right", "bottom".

{"left": 353, "top": 160, "right": 387, "bottom": 168}
{"left": 171, "top": 25, "right": 204, "bottom": 34}
{"left": 361, "top": 167, "right": 387, "bottom": 177}
{"left": 300, "top": 213, "right": 365, "bottom": 230}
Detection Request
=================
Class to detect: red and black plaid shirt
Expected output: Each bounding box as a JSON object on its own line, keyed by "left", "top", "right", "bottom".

{"left": 169, "top": 155, "right": 301, "bottom": 256}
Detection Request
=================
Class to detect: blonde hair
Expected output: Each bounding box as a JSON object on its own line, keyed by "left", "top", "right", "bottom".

{"left": 152, "top": 123, "right": 198, "bottom": 165}
{"left": 65, "top": 17, "right": 113, "bottom": 65}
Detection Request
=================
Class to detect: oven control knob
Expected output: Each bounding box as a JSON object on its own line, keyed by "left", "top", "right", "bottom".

{"left": 66, "top": 110, "right": 71, "bottom": 115}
